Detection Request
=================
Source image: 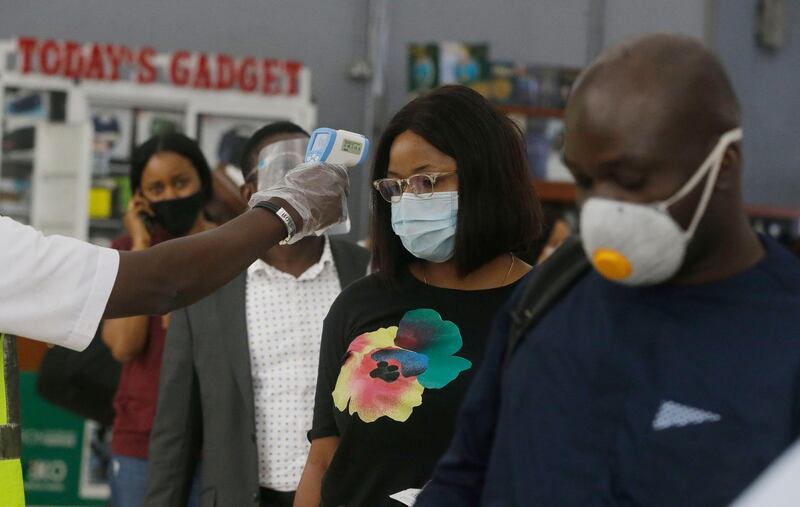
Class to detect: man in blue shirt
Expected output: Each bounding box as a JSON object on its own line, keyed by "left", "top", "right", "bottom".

{"left": 416, "top": 34, "right": 800, "bottom": 507}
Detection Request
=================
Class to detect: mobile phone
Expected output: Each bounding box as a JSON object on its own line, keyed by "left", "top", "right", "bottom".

{"left": 138, "top": 211, "right": 155, "bottom": 234}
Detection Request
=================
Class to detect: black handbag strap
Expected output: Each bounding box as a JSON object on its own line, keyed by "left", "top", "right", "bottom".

{"left": 504, "top": 236, "right": 590, "bottom": 366}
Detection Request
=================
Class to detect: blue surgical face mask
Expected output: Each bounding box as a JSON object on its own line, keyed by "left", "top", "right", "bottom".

{"left": 391, "top": 191, "right": 458, "bottom": 263}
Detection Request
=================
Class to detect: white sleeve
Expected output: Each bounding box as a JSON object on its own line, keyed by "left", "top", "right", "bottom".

{"left": 0, "top": 216, "right": 120, "bottom": 350}
{"left": 731, "top": 440, "right": 800, "bottom": 507}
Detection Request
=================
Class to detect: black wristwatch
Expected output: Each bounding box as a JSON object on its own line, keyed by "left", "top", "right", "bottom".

{"left": 254, "top": 200, "right": 297, "bottom": 244}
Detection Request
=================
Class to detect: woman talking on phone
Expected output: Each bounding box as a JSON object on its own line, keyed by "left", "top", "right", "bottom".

{"left": 102, "top": 133, "right": 213, "bottom": 507}
{"left": 294, "top": 85, "right": 542, "bottom": 507}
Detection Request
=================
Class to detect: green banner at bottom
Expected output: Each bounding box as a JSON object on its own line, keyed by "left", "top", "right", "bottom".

{"left": 20, "top": 372, "right": 109, "bottom": 506}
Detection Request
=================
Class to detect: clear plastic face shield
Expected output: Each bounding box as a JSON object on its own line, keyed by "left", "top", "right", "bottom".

{"left": 254, "top": 138, "right": 309, "bottom": 192}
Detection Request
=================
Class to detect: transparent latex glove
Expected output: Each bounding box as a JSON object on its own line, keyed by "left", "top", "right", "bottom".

{"left": 248, "top": 161, "right": 349, "bottom": 240}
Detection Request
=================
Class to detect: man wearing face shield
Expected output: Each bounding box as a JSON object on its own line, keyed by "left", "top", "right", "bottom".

{"left": 145, "top": 122, "right": 369, "bottom": 507}
{"left": 416, "top": 34, "right": 800, "bottom": 507}
{"left": 0, "top": 130, "right": 349, "bottom": 506}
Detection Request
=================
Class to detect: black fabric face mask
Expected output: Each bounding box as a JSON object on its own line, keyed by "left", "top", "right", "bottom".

{"left": 149, "top": 191, "right": 205, "bottom": 236}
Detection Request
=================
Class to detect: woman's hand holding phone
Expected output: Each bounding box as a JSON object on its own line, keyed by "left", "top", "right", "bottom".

{"left": 123, "top": 192, "right": 155, "bottom": 251}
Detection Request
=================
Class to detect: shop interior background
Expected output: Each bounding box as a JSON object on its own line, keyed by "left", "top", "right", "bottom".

{"left": 1, "top": 0, "right": 796, "bottom": 243}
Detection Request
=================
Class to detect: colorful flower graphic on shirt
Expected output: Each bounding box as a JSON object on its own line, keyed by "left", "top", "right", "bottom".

{"left": 332, "top": 309, "right": 472, "bottom": 423}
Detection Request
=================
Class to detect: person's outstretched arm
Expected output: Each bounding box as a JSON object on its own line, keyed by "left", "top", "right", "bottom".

{"left": 106, "top": 206, "right": 286, "bottom": 318}
{"left": 0, "top": 162, "right": 348, "bottom": 350}
{"left": 107, "top": 161, "right": 347, "bottom": 317}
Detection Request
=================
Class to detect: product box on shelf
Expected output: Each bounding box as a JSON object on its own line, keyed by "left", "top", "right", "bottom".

{"left": 525, "top": 117, "right": 571, "bottom": 182}
{"left": 513, "top": 65, "right": 560, "bottom": 107}
{"left": 488, "top": 61, "right": 516, "bottom": 104}
{"left": 556, "top": 68, "right": 581, "bottom": 109}
{"left": 408, "top": 43, "right": 440, "bottom": 95}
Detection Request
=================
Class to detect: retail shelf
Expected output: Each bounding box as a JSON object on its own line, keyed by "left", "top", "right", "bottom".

{"left": 89, "top": 218, "right": 123, "bottom": 229}
{"left": 0, "top": 176, "right": 31, "bottom": 190}
{"left": 531, "top": 179, "right": 800, "bottom": 220}
{"left": 38, "top": 221, "right": 79, "bottom": 230}
{"left": 745, "top": 205, "right": 800, "bottom": 220}
{"left": 89, "top": 237, "right": 114, "bottom": 248}
{"left": 533, "top": 179, "right": 576, "bottom": 203}
{"left": 108, "top": 168, "right": 131, "bottom": 178}
{"left": 0, "top": 212, "right": 30, "bottom": 222}
{"left": 39, "top": 172, "right": 86, "bottom": 179}
{"left": 0, "top": 201, "right": 31, "bottom": 216}
{"left": 0, "top": 166, "right": 33, "bottom": 181}
{"left": 2, "top": 149, "right": 35, "bottom": 164}
{"left": 110, "top": 161, "right": 130, "bottom": 171}
{"left": 497, "top": 105, "right": 564, "bottom": 119}
{"left": 93, "top": 162, "right": 131, "bottom": 179}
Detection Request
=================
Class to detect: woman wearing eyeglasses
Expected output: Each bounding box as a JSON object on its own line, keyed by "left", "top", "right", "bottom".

{"left": 294, "top": 85, "right": 542, "bottom": 507}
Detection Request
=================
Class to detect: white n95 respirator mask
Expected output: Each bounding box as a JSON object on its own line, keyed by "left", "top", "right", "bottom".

{"left": 580, "top": 127, "right": 742, "bottom": 286}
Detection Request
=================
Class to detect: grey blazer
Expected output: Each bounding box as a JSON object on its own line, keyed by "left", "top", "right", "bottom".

{"left": 144, "top": 239, "right": 369, "bottom": 507}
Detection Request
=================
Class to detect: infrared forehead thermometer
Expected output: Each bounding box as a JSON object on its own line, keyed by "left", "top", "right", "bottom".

{"left": 305, "top": 128, "right": 369, "bottom": 166}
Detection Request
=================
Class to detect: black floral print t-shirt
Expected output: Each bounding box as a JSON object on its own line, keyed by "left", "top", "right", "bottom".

{"left": 310, "top": 269, "right": 525, "bottom": 507}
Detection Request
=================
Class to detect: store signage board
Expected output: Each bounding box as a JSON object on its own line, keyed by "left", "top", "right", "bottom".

{"left": 4, "top": 37, "right": 306, "bottom": 97}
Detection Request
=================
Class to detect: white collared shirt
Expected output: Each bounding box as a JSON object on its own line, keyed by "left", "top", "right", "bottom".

{"left": 245, "top": 237, "right": 341, "bottom": 491}
{"left": 0, "top": 216, "right": 119, "bottom": 350}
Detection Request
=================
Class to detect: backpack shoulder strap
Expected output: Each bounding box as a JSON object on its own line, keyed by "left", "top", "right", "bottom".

{"left": 504, "top": 236, "right": 590, "bottom": 365}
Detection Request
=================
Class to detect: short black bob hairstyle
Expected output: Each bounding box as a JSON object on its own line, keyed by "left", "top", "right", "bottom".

{"left": 130, "top": 133, "right": 214, "bottom": 202}
{"left": 371, "top": 85, "right": 542, "bottom": 281}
